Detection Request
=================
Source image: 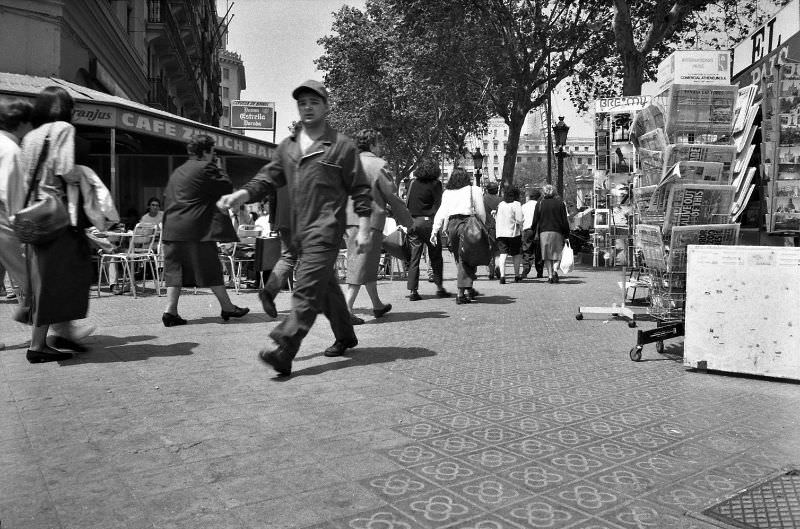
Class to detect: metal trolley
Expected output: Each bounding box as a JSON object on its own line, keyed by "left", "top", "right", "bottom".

{"left": 628, "top": 225, "right": 686, "bottom": 362}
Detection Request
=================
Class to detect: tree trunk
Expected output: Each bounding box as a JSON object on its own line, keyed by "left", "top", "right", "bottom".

{"left": 621, "top": 50, "right": 645, "bottom": 96}
{"left": 501, "top": 110, "right": 526, "bottom": 188}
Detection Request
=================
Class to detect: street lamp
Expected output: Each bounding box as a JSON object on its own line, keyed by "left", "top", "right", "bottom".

{"left": 472, "top": 148, "right": 485, "bottom": 187}
{"left": 553, "top": 116, "right": 569, "bottom": 197}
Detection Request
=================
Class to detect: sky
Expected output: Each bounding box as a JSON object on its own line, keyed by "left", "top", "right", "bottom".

{"left": 219, "top": 0, "right": 594, "bottom": 143}
{"left": 220, "top": 0, "right": 365, "bottom": 142}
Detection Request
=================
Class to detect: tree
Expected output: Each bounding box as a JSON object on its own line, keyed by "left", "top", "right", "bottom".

{"left": 316, "top": 2, "right": 492, "bottom": 182}
{"left": 568, "top": 0, "right": 788, "bottom": 107}
{"left": 388, "top": 0, "right": 608, "bottom": 189}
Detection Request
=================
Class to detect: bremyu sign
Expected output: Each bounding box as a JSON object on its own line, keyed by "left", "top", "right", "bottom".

{"left": 230, "top": 100, "right": 275, "bottom": 131}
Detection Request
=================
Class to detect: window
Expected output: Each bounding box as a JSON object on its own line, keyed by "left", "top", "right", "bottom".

{"left": 585, "top": 146, "right": 589, "bottom": 151}
{"left": 517, "top": 156, "right": 521, "bottom": 162}
{"left": 577, "top": 157, "right": 583, "bottom": 164}
{"left": 223, "top": 107, "right": 230, "bottom": 117}
{"left": 503, "top": 142, "right": 507, "bottom": 151}
{"left": 222, "top": 86, "right": 229, "bottom": 98}
{"left": 525, "top": 145, "right": 529, "bottom": 150}
{"left": 537, "top": 157, "right": 543, "bottom": 162}
{"left": 223, "top": 68, "right": 230, "bottom": 80}
{"left": 483, "top": 142, "right": 488, "bottom": 151}
{"left": 493, "top": 141, "right": 498, "bottom": 150}
{"left": 493, "top": 155, "right": 499, "bottom": 163}
{"left": 503, "top": 129, "right": 507, "bottom": 137}
{"left": 587, "top": 156, "right": 593, "bottom": 165}
{"left": 493, "top": 130, "right": 497, "bottom": 138}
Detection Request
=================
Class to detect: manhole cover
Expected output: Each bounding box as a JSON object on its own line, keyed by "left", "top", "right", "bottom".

{"left": 699, "top": 468, "right": 800, "bottom": 528}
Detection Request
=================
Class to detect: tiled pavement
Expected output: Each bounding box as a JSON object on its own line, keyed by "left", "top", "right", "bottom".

{"left": 1, "top": 258, "right": 798, "bottom": 529}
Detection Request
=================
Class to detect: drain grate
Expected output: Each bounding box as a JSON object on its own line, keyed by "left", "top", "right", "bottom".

{"left": 700, "top": 469, "right": 800, "bottom": 528}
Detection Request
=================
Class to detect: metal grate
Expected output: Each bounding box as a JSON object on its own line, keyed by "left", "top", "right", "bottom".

{"left": 701, "top": 469, "right": 800, "bottom": 528}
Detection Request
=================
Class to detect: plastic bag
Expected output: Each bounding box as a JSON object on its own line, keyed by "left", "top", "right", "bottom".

{"left": 558, "top": 240, "right": 574, "bottom": 275}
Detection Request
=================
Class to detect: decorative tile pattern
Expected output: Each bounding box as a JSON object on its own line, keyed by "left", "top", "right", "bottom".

{"left": 359, "top": 470, "right": 435, "bottom": 502}
{"left": 451, "top": 476, "right": 527, "bottom": 510}
{"left": 392, "top": 421, "right": 449, "bottom": 441}
{"left": 421, "top": 433, "right": 488, "bottom": 457}
{"left": 333, "top": 506, "right": 423, "bottom": 529}
{"left": 548, "top": 480, "right": 631, "bottom": 515}
{"left": 392, "top": 489, "right": 480, "bottom": 528}
{"left": 408, "top": 459, "right": 482, "bottom": 488}
{"left": 499, "top": 461, "right": 576, "bottom": 492}
{"left": 464, "top": 447, "right": 526, "bottom": 473}
{"left": 495, "top": 496, "right": 590, "bottom": 528}
{"left": 381, "top": 444, "right": 441, "bottom": 467}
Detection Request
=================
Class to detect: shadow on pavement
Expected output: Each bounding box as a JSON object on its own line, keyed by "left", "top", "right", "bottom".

{"left": 471, "top": 295, "right": 515, "bottom": 305}
{"left": 554, "top": 279, "right": 585, "bottom": 285}
{"left": 284, "top": 346, "right": 436, "bottom": 379}
{"left": 365, "top": 311, "right": 449, "bottom": 323}
{"left": 60, "top": 334, "right": 199, "bottom": 364}
{"left": 189, "top": 314, "right": 269, "bottom": 325}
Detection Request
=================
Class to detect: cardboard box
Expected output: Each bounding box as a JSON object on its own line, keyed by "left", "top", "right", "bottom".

{"left": 656, "top": 50, "right": 731, "bottom": 92}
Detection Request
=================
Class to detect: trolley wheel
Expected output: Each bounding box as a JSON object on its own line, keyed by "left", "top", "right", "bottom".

{"left": 656, "top": 341, "right": 665, "bottom": 354}
{"left": 575, "top": 313, "right": 583, "bottom": 320}
{"left": 628, "top": 321, "right": 637, "bottom": 328}
{"left": 629, "top": 346, "right": 643, "bottom": 362}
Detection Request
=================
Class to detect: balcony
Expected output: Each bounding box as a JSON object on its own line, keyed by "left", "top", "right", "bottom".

{"left": 146, "top": 0, "right": 203, "bottom": 119}
{"left": 146, "top": 76, "right": 169, "bottom": 110}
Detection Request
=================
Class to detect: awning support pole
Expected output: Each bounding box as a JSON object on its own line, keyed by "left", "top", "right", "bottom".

{"left": 110, "top": 128, "right": 118, "bottom": 206}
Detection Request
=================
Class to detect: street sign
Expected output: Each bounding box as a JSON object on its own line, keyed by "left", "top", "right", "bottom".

{"left": 230, "top": 100, "right": 275, "bottom": 130}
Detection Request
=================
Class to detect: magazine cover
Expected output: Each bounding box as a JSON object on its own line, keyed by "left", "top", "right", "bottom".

{"left": 638, "top": 148, "right": 663, "bottom": 186}
{"left": 663, "top": 144, "right": 736, "bottom": 171}
{"left": 662, "top": 184, "right": 735, "bottom": 234}
{"left": 667, "top": 224, "right": 740, "bottom": 270}
{"left": 733, "top": 85, "right": 758, "bottom": 134}
{"left": 635, "top": 224, "right": 667, "bottom": 270}
{"left": 638, "top": 128, "right": 668, "bottom": 152}
{"left": 664, "top": 84, "right": 736, "bottom": 141}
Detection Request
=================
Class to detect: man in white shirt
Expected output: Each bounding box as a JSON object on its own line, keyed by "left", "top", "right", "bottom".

{"left": 521, "top": 188, "right": 544, "bottom": 278}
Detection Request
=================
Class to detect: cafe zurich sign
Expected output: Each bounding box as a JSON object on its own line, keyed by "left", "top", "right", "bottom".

{"left": 230, "top": 100, "right": 275, "bottom": 131}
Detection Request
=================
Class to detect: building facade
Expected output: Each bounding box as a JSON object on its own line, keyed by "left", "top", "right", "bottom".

{"left": 218, "top": 49, "right": 246, "bottom": 132}
{"left": 0, "top": 0, "right": 267, "bottom": 217}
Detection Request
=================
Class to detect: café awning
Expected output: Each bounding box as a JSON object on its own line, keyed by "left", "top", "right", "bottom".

{"left": 0, "top": 72, "right": 274, "bottom": 160}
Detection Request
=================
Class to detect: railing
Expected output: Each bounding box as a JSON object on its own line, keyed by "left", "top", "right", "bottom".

{"left": 147, "top": 0, "right": 162, "bottom": 23}
{"left": 146, "top": 77, "right": 169, "bottom": 109}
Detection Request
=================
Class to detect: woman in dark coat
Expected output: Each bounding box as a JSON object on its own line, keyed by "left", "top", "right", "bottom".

{"left": 161, "top": 134, "right": 249, "bottom": 326}
{"left": 531, "top": 184, "right": 570, "bottom": 283}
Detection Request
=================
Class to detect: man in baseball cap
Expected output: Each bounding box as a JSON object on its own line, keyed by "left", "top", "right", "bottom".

{"left": 291, "top": 80, "right": 329, "bottom": 103}
{"left": 217, "top": 79, "right": 372, "bottom": 377}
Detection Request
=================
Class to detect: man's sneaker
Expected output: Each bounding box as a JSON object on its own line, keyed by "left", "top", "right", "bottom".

{"left": 408, "top": 290, "right": 422, "bottom": 301}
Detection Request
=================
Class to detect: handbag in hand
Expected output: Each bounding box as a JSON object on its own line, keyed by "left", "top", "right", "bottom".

{"left": 383, "top": 228, "right": 410, "bottom": 260}
{"left": 459, "top": 188, "right": 494, "bottom": 267}
{"left": 12, "top": 134, "right": 70, "bottom": 245}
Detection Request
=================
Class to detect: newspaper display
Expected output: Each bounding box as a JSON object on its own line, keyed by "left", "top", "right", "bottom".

{"left": 638, "top": 148, "right": 663, "bottom": 186}
{"left": 733, "top": 85, "right": 758, "bottom": 134}
{"left": 662, "top": 184, "right": 736, "bottom": 236}
{"left": 771, "top": 62, "right": 800, "bottom": 233}
{"left": 635, "top": 224, "right": 667, "bottom": 271}
{"left": 663, "top": 144, "right": 736, "bottom": 173}
{"left": 653, "top": 84, "right": 737, "bottom": 144}
{"left": 667, "top": 224, "right": 740, "bottom": 270}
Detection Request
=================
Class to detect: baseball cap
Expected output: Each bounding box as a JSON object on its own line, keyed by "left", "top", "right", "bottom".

{"left": 292, "top": 80, "right": 329, "bottom": 103}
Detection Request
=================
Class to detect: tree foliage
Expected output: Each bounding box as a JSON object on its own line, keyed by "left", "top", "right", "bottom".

{"left": 389, "top": 0, "right": 608, "bottom": 188}
{"left": 316, "top": 2, "right": 492, "bottom": 181}
{"left": 568, "top": 0, "right": 789, "bottom": 107}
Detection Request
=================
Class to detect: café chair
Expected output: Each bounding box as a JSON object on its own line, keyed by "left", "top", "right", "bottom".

{"left": 97, "top": 224, "right": 160, "bottom": 298}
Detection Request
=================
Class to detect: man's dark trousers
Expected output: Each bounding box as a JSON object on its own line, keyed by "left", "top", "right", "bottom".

{"left": 522, "top": 228, "right": 544, "bottom": 277}
{"left": 269, "top": 243, "right": 356, "bottom": 356}
{"left": 406, "top": 216, "right": 443, "bottom": 291}
{"left": 263, "top": 228, "right": 297, "bottom": 299}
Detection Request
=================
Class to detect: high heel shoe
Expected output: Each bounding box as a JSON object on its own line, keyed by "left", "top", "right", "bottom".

{"left": 221, "top": 306, "right": 250, "bottom": 321}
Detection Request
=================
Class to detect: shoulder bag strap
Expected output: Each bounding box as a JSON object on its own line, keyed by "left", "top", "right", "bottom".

{"left": 469, "top": 186, "right": 476, "bottom": 216}
{"left": 22, "top": 135, "right": 51, "bottom": 208}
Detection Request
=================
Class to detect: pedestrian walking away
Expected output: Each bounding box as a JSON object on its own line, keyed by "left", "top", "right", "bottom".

{"left": 430, "top": 167, "right": 486, "bottom": 305}
{"left": 531, "top": 183, "right": 570, "bottom": 284}
{"left": 495, "top": 185, "right": 523, "bottom": 283}
{"left": 405, "top": 157, "right": 449, "bottom": 301}
{"left": 521, "top": 187, "right": 544, "bottom": 278}
{"left": 344, "top": 129, "right": 411, "bottom": 324}
{"left": 482, "top": 181, "right": 502, "bottom": 279}
{"left": 160, "top": 134, "right": 249, "bottom": 326}
{"left": 217, "top": 79, "right": 373, "bottom": 377}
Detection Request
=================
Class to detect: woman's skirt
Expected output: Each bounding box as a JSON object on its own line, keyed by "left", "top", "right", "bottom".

{"left": 163, "top": 241, "right": 224, "bottom": 288}
{"left": 345, "top": 226, "right": 383, "bottom": 285}
{"left": 539, "top": 231, "right": 565, "bottom": 261}
{"left": 24, "top": 228, "right": 92, "bottom": 326}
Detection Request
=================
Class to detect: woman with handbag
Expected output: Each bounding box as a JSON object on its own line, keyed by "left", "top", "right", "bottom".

{"left": 430, "top": 167, "right": 486, "bottom": 305}
{"left": 14, "top": 86, "right": 95, "bottom": 362}
{"left": 531, "top": 184, "right": 571, "bottom": 284}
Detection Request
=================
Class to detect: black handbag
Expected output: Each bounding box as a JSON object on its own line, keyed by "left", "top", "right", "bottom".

{"left": 12, "top": 134, "right": 70, "bottom": 245}
{"left": 382, "top": 228, "right": 409, "bottom": 260}
{"left": 459, "top": 188, "right": 494, "bottom": 267}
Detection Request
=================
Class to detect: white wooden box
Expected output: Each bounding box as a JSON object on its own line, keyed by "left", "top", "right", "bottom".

{"left": 684, "top": 245, "right": 800, "bottom": 380}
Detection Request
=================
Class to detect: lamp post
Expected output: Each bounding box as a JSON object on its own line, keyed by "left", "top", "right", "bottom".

{"left": 553, "top": 116, "right": 569, "bottom": 198}
{"left": 472, "top": 148, "right": 485, "bottom": 187}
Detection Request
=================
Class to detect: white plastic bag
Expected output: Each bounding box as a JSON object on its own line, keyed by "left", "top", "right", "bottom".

{"left": 559, "top": 240, "right": 574, "bottom": 275}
